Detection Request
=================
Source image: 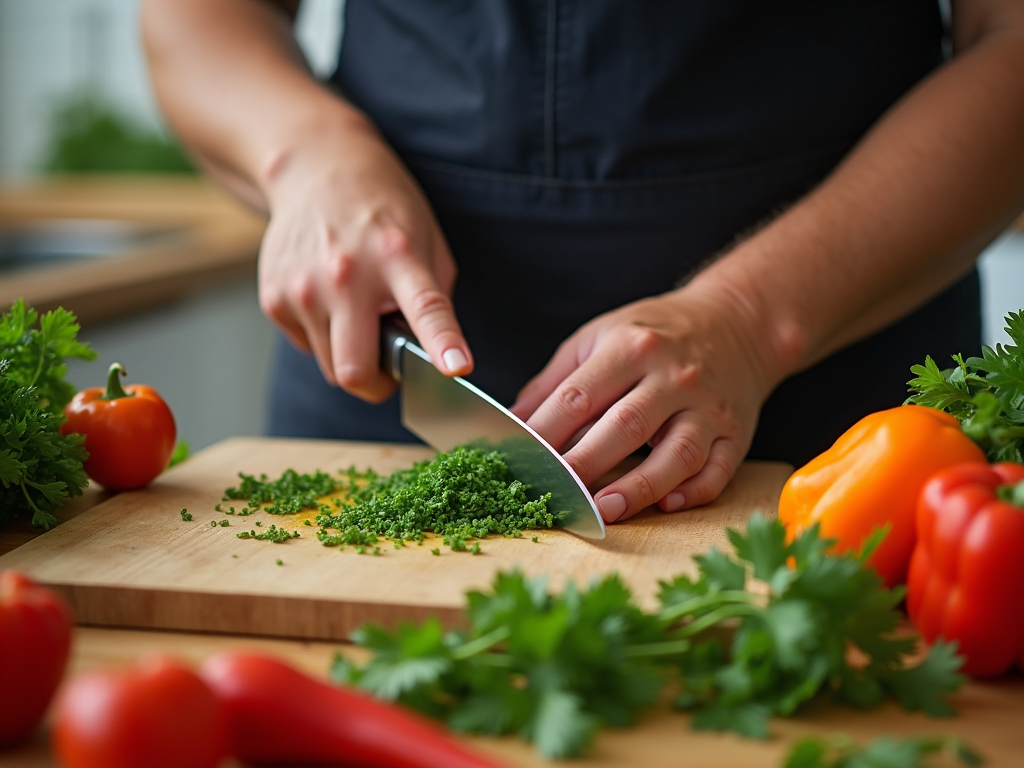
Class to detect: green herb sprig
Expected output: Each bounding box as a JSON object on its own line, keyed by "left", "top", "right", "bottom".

{"left": 907, "top": 309, "right": 1024, "bottom": 462}
{"left": 0, "top": 300, "right": 96, "bottom": 528}
{"left": 782, "top": 734, "right": 982, "bottom": 768}
{"left": 332, "top": 517, "right": 964, "bottom": 760}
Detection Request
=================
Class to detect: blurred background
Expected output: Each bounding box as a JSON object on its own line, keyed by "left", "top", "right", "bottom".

{"left": 1, "top": 0, "right": 1021, "bottom": 453}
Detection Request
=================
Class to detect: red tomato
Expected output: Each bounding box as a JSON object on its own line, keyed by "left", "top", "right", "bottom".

{"left": 0, "top": 571, "right": 74, "bottom": 747}
{"left": 52, "top": 656, "right": 228, "bottom": 768}
{"left": 61, "top": 362, "right": 176, "bottom": 490}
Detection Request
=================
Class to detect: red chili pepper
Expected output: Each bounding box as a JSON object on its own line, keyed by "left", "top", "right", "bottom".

{"left": 199, "top": 652, "right": 502, "bottom": 768}
{"left": 907, "top": 461, "right": 1024, "bottom": 677}
{"left": 0, "top": 571, "right": 74, "bottom": 747}
{"left": 52, "top": 655, "right": 229, "bottom": 768}
{"left": 61, "top": 362, "right": 177, "bottom": 490}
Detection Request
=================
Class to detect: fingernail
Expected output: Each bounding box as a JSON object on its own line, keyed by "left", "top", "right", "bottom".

{"left": 597, "top": 493, "right": 627, "bottom": 523}
{"left": 663, "top": 491, "right": 686, "bottom": 512}
{"left": 442, "top": 348, "right": 469, "bottom": 374}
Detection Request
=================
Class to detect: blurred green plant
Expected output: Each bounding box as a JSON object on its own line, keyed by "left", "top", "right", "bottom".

{"left": 39, "top": 93, "right": 196, "bottom": 175}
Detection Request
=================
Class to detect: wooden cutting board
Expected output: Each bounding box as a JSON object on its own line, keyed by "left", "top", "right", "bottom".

{"left": 0, "top": 437, "right": 792, "bottom": 641}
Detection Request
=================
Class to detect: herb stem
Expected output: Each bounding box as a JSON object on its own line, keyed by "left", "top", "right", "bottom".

{"left": 452, "top": 626, "right": 512, "bottom": 660}
{"left": 659, "top": 589, "right": 757, "bottom": 623}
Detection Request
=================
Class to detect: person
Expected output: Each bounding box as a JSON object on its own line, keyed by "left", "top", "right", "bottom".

{"left": 142, "top": 0, "right": 1024, "bottom": 524}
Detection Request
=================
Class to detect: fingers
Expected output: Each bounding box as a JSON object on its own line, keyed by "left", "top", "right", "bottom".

{"left": 586, "top": 411, "right": 710, "bottom": 523}
{"left": 656, "top": 439, "right": 742, "bottom": 513}
{"left": 522, "top": 344, "right": 641, "bottom": 451}
{"left": 376, "top": 227, "right": 473, "bottom": 377}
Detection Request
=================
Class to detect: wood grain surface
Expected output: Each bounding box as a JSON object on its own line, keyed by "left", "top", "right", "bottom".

{"left": 0, "top": 437, "right": 791, "bottom": 641}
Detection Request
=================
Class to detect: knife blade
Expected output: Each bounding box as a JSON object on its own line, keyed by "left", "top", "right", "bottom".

{"left": 382, "top": 316, "right": 605, "bottom": 539}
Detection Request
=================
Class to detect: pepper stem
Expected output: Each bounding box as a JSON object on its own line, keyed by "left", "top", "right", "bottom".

{"left": 103, "top": 362, "right": 135, "bottom": 400}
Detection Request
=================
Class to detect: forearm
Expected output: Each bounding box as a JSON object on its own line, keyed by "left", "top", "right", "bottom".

{"left": 141, "top": 0, "right": 368, "bottom": 212}
{"left": 687, "top": 0, "right": 1024, "bottom": 388}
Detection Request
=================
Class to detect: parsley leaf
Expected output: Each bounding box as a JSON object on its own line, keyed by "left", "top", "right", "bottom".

{"left": 0, "top": 359, "right": 89, "bottom": 528}
{"left": 335, "top": 516, "right": 965, "bottom": 759}
{"left": 907, "top": 308, "right": 1024, "bottom": 462}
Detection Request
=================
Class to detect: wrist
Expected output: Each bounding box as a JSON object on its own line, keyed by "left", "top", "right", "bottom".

{"left": 682, "top": 252, "right": 808, "bottom": 396}
{"left": 257, "top": 95, "right": 377, "bottom": 204}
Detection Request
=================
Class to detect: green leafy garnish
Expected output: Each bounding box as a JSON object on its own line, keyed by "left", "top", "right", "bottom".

{"left": 0, "top": 300, "right": 96, "bottom": 529}
{"left": 332, "top": 517, "right": 963, "bottom": 759}
{"left": 907, "top": 309, "right": 1024, "bottom": 462}
{"left": 782, "top": 734, "right": 983, "bottom": 768}
{"left": 0, "top": 299, "right": 97, "bottom": 415}
{"left": 236, "top": 524, "right": 299, "bottom": 543}
{"left": 180, "top": 508, "right": 192, "bottom": 522}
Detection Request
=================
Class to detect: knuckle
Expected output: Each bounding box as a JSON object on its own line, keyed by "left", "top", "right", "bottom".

{"left": 626, "top": 469, "right": 658, "bottom": 509}
{"left": 555, "top": 385, "right": 592, "bottom": 421}
{"left": 624, "top": 325, "right": 662, "bottom": 358}
{"left": 375, "top": 227, "right": 415, "bottom": 262}
{"left": 259, "top": 290, "right": 286, "bottom": 321}
{"left": 407, "top": 289, "right": 455, "bottom": 323}
{"left": 608, "top": 400, "right": 650, "bottom": 444}
{"left": 662, "top": 430, "right": 705, "bottom": 472}
{"left": 334, "top": 364, "right": 377, "bottom": 392}
{"left": 666, "top": 363, "right": 700, "bottom": 391}
{"left": 289, "top": 276, "right": 318, "bottom": 311}
{"left": 327, "top": 251, "right": 358, "bottom": 289}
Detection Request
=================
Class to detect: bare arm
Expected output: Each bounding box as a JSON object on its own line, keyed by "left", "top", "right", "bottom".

{"left": 142, "top": 0, "right": 474, "bottom": 398}
{"left": 516, "top": 0, "right": 1024, "bottom": 522}
{"left": 691, "top": 0, "right": 1024, "bottom": 378}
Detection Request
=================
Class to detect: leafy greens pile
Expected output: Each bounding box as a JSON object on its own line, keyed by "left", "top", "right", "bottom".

{"left": 225, "top": 446, "right": 562, "bottom": 551}
{"left": 907, "top": 308, "right": 1024, "bottom": 462}
{"left": 332, "top": 516, "right": 964, "bottom": 759}
{"left": 0, "top": 299, "right": 96, "bottom": 528}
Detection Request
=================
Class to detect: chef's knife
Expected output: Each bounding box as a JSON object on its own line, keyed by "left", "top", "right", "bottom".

{"left": 381, "top": 316, "right": 605, "bottom": 539}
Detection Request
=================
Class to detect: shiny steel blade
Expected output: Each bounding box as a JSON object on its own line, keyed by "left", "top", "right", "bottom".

{"left": 395, "top": 338, "right": 605, "bottom": 540}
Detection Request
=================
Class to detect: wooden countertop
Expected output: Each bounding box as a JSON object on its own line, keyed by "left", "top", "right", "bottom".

{"left": 1, "top": 442, "right": 1022, "bottom": 768}
{"left": 0, "top": 176, "right": 267, "bottom": 328}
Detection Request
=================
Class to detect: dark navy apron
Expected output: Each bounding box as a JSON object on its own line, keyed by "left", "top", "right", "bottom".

{"left": 269, "top": 0, "right": 981, "bottom": 468}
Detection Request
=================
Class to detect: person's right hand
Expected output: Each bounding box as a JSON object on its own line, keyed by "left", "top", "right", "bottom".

{"left": 258, "top": 118, "right": 473, "bottom": 402}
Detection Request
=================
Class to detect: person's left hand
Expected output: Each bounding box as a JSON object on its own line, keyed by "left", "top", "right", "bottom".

{"left": 510, "top": 288, "right": 779, "bottom": 523}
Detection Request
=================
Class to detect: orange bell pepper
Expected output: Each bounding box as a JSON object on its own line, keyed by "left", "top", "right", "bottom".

{"left": 777, "top": 405, "right": 986, "bottom": 587}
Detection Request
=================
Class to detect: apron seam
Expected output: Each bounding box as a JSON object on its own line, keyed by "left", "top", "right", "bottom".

{"left": 405, "top": 141, "right": 853, "bottom": 191}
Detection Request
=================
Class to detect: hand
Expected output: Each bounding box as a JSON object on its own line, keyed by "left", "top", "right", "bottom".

{"left": 511, "top": 289, "right": 777, "bottom": 523}
{"left": 258, "top": 120, "right": 473, "bottom": 402}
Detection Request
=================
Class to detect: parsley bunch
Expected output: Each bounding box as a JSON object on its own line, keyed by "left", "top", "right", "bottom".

{"left": 0, "top": 300, "right": 96, "bottom": 529}
{"left": 332, "top": 517, "right": 964, "bottom": 759}
{"left": 907, "top": 309, "right": 1024, "bottom": 462}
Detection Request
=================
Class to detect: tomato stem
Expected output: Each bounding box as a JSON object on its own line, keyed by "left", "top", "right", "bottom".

{"left": 102, "top": 362, "right": 135, "bottom": 400}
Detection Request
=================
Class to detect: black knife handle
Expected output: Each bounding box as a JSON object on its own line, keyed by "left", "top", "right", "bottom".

{"left": 380, "top": 313, "right": 415, "bottom": 382}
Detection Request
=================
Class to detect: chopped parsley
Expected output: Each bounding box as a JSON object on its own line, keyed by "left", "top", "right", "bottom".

{"left": 224, "top": 446, "right": 563, "bottom": 552}
{"left": 236, "top": 524, "right": 299, "bottom": 543}
{"left": 180, "top": 508, "right": 193, "bottom": 522}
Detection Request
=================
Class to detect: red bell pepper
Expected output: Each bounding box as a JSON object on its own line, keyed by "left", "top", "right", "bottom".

{"left": 907, "top": 461, "right": 1024, "bottom": 677}
{"left": 0, "top": 571, "right": 74, "bottom": 747}
{"left": 199, "top": 652, "right": 502, "bottom": 768}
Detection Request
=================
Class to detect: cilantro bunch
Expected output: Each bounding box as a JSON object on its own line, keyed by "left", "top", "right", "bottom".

{"left": 907, "top": 309, "right": 1024, "bottom": 462}
{"left": 332, "top": 517, "right": 964, "bottom": 759}
{"left": 0, "top": 300, "right": 97, "bottom": 529}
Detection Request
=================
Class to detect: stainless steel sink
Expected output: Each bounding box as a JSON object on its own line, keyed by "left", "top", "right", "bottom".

{"left": 0, "top": 218, "right": 187, "bottom": 273}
